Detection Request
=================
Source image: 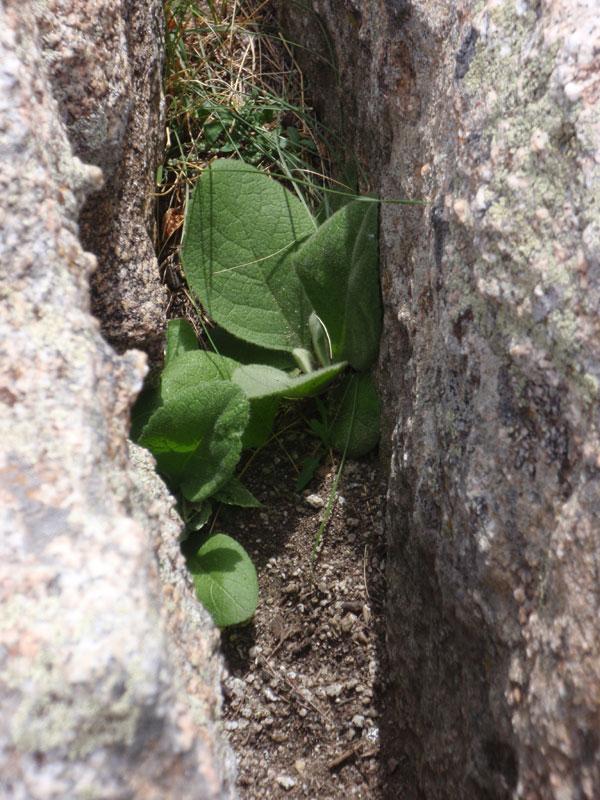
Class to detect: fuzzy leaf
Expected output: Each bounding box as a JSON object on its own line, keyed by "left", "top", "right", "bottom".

{"left": 294, "top": 199, "right": 381, "bottom": 371}
{"left": 329, "top": 373, "right": 380, "bottom": 458}
{"left": 209, "top": 326, "right": 296, "bottom": 370}
{"left": 232, "top": 362, "right": 346, "bottom": 401}
{"left": 187, "top": 533, "right": 258, "bottom": 627}
{"left": 181, "top": 499, "right": 213, "bottom": 539}
{"left": 241, "top": 395, "right": 279, "bottom": 449}
{"left": 308, "top": 312, "right": 332, "bottom": 367}
{"left": 160, "top": 350, "right": 239, "bottom": 400}
{"left": 131, "top": 351, "right": 238, "bottom": 443}
{"left": 138, "top": 382, "right": 249, "bottom": 502}
{"left": 161, "top": 350, "right": 279, "bottom": 450}
{"left": 213, "top": 477, "right": 262, "bottom": 507}
{"left": 182, "top": 159, "right": 316, "bottom": 352}
{"left": 165, "top": 319, "right": 199, "bottom": 367}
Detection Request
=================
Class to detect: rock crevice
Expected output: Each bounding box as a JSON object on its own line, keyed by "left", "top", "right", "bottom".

{"left": 0, "top": 3, "right": 236, "bottom": 797}
{"left": 277, "top": 1, "right": 600, "bottom": 797}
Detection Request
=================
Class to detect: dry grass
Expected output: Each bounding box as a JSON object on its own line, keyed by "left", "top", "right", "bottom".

{"left": 158, "top": 0, "right": 338, "bottom": 319}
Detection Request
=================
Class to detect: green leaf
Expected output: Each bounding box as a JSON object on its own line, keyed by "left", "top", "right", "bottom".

{"left": 130, "top": 380, "right": 163, "bottom": 443}
{"left": 160, "top": 349, "right": 279, "bottom": 450}
{"left": 294, "top": 199, "right": 381, "bottom": 371}
{"left": 231, "top": 361, "right": 346, "bottom": 400}
{"left": 308, "top": 312, "right": 332, "bottom": 368}
{"left": 241, "top": 395, "right": 279, "bottom": 449}
{"left": 165, "top": 319, "right": 199, "bottom": 367}
{"left": 292, "top": 347, "right": 314, "bottom": 374}
{"left": 160, "top": 350, "right": 239, "bottom": 401}
{"left": 316, "top": 162, "right": 359, "bottom": 222}
{"left": 209, "top": 326, "right": 296, "bottom": 370}
{"left": 328, "top": 373, "right": 380, "bottom": 458}
{"left": 203, "top": 119, "right": 227, "bottom": 146}
{"left": 213, "top": 476, "right": 262, "bottom": 507}
{"left": 295, "top": 452, "right": 326, "bottom": 492}
{"left": 131, "top": 350, "right": 238, "bottom": 443}
{"left": 181, "top": 159, "right": 317, "bottom": 352}
{"left": 181, "top": 498, "right": 213, "bottom": 538}
{"left": 138, "top": 382, "right": 249, "bottom": 502}
{"left": 286, "top": 125, "right": 301, "bottom": 144}
{"left": 187, "top": 533, "right": 259, "bottom": 627}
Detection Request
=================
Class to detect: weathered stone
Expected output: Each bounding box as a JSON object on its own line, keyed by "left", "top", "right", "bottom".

{"left": 277, "top": 1, "right": 600, "bottom": 797}
{"left": 0, "top": 4, "right": 235, "bottom": 798}
{"left": 35, "top": 0, "right": 167, "bottom": 353}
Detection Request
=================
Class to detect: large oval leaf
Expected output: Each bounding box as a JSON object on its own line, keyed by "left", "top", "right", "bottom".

{"left": 294, "top": 199, "right": 381, "bottom": 371}
{"left": 182, "top": 159, "right": 317, "bottom": 352}
{"left": 187, "top": 533, "right": 259, "bottom": 627}
{"left": 131, "top": 350, "right": 239, "bottom": 443}
{"left": 138, "top": 382, "right": 249, "bottom": 502}
{"left": 160, "top": 350, "right": 239, "bottom": 400}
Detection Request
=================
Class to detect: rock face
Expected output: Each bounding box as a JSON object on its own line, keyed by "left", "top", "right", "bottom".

{"left": 0, "top": 3, "right": 235, "bottom": 798}
{"left": 276, "top": 1, "right": 600, "bottom": 798}
{"left": 35, "top": 0, "right": 168, "bottom": 352}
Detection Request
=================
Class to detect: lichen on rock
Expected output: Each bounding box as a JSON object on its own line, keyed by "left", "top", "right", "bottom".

{"left": 277, "top": 0, "right": 600, "bottom": 797}
{"left": 0, "top": 3, "right": 236, "bottom": 798}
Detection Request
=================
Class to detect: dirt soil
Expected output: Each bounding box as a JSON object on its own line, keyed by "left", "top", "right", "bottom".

{"left": 210, "top": 416, "right": 408, "bottom": 799}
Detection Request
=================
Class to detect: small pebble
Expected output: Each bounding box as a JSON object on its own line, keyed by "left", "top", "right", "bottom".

{"left": 352, "top": 714, "right": 365, "bottom": 728}
{"left": 365, "top": 726, "right": 380, "bottom": 743}
{"left": 276, "top": 775, "right": 296, "bottom": 790}
{"left": 341, "top": 613, "right": 357, "bottom": 633}
{"left": 305, "top": 493, "right": 325, "bottom": 509}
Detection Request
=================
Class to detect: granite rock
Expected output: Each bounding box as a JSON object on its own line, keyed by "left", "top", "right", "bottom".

{"left": 0, "top": 4, "right": 235, "bottom": 798}
{"left": 35, "top": 0, "right": 167, "bottom": 353}
{"left": 277, "top": 1, "right": 600, "bottom": 797}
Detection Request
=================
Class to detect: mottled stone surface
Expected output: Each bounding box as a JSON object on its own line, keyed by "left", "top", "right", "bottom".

{"left": 35, "top": 0, "right": 167, "bottom": 352}
{"left": 0, "top": 4, "right": 235, "bottom": 798}
{"left": 277, "top": 1, "right": 600, "bottom": 797}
